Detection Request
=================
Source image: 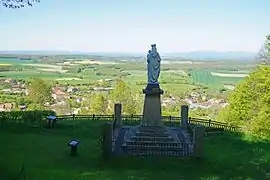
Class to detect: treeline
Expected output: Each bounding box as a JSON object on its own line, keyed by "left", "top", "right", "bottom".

{"left": 218, "top": 34, "right": 270, "bottom": 139}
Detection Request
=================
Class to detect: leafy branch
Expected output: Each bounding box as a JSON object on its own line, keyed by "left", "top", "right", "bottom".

{"left": 0, "top": 0, "right": 40, "bottom": 8}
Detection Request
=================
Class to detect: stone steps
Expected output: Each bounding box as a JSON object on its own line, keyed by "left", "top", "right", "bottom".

{"left": 130, "top": 135, "right": 174, "bottom": 142}
{"left": 135, "top": 131, "right": 169, "bottom": 137}
{"left": 138, "top": 126, "right": 167, "bottom": 133}
{"left": 120, "top": 125, "right": 190, "bottom": 157}
{"left": 122, "top": 143, "right": 182, "bottom": 151}
{"left": 125, "top": 140, "right": 181, "bottom": 147}
{"left": 124, "top": 151, "right": 185, "bottom": 157}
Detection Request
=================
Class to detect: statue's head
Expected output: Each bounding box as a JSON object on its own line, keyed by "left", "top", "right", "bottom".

{"left": 151, "top": 44, "right": 157, "bottom": 52}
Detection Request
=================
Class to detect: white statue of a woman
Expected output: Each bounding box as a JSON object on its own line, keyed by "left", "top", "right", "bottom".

{"left": 147, "top": 44, "right": 161, "bottom": 84}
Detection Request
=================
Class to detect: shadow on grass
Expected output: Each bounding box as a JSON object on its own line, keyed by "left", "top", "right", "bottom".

{"left": 96, "top": 135, "right": 270, "bottom": 180}
{"left": 0, "top": 120, "right": 269, "bottom": 180}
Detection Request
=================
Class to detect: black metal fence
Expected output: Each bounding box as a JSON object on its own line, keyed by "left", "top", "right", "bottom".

{"left": 188, "top": 117, "right": 240, "bottom": 132}
{"left": 0, "top": 111, "right": 241, "bottom": 132}
{"left": 56, "top": 114, "right": 241, "bottom": 132}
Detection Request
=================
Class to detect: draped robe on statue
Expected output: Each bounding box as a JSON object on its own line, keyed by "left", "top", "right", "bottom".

{"left": 147, "top": 46, "right": 161, "bottom": 84}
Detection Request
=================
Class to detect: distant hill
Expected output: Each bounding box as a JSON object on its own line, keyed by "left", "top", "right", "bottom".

{"left": 163, "top": 51, "right": 256, "bottom": 61}
{"left": 0, "top": 50, "right": 256, "bottom": 61}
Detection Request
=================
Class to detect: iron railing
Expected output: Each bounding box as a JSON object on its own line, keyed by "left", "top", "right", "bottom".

{"left": 56, "top": 114, "right": 241, "bottom": 132}
{"left": 0, "top": 112, "right": 241, "bottom": 132}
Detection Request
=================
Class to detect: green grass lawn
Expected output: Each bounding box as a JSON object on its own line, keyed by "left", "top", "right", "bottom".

{"left": 1, "top": 120, "right": 269, "bottom": 180}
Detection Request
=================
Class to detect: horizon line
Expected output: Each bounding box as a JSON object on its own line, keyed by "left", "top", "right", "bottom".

{"left": 0, "top": 50, "right": 258, "bottom": 54}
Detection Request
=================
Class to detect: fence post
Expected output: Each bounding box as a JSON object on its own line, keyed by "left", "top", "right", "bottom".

{"left": 188, "top": 117, "right": 191, "bottom": 123}
{"left": 72, "top": 114, "right": 75, "bottom": 121}
{"left": 193, "top": 125, "right": 205, "bottom": 159}
{"left": 180, "top": 105, "right": 189, "bottom": 129}
{"left": 114, "top": 103, "right": 122, "bottom": 128}
{"left": 92, "top": 114, "right": 95, "bottom": 120}
{"left": 208, "top": 119, "right": 211, "bottom": 127}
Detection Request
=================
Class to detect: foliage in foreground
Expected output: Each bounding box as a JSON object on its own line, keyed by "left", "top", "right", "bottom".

{"left": 0, "top": 110, "right": 55, "bottom": 126}
{"left": 218, "top": 65, "right": 270, "bottom": 138}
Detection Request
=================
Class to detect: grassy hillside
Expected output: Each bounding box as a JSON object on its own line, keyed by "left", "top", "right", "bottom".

{"left": 0, "top": 120, "right": 269, "bottom": 180}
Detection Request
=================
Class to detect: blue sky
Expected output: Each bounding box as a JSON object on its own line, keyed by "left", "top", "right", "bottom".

{"left": 0, "top": 0, "right": 269, "bottom": 53}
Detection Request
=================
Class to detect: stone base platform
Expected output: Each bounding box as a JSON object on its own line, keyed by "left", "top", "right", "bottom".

{"left": 113, "top": 125, "right": 193, "bottom": 157}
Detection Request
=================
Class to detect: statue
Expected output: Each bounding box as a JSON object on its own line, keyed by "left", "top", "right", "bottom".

{"left": 147, "top": 44, "right": 161, "bottom": 84}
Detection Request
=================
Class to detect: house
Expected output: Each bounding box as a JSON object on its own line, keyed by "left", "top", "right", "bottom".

{"left": 92, "top": 87, "right": 113, "bottom": 92}
{"left": 162, "top": 98, "right": 177, "bottom": 107}
{"left": 190, "top": 92, "right": 199, "bottom": 97}
{"left": 75, "top": 97, "right": 85, "bottom": 103}
{"left": 0, "top": 103, "right": 13, "bottom": 111}
{"left": 2, "top": 89, "right": 12, "bottom": 93}
{"left": 185, "top": 98, "right": 198, "bottom": 105}
{"left": 67, "top": 87, "right": 80, "bottom": 93}
{"left": 4, "top": 78, "right": 17, "bottom": 84}
{"left": 52, "top": 87, "right": 69, "bottom": 100}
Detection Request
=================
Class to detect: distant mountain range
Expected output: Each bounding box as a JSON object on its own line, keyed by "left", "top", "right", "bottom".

{"left": 0, "top": 50, "right": 257, "bottom": 61}
{"left": 163, "top": 51, "right": 256, "bottom": 60}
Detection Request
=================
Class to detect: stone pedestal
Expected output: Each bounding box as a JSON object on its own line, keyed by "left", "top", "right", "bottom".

{"left": 142, "top": 84, "right": 164, "bottom": 126}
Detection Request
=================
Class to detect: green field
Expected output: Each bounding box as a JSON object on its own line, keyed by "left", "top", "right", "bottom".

{"left": 0, "top": 58, "right": 34, "bottom": 65}
{"left": 0, "top": 70, "right": 69, "bottom": 79}
{"left": 0, "top": 57, "right": 253, "bottom": 91}
{"left": 0, "top": 120, "right": 269, "bottom": 180}
{"left": 190, "top": 69, "right": 246, "bottom": 89}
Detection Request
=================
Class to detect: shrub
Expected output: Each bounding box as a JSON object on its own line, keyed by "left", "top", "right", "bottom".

{"left": 0, "top": 110, "right": 56, "bottom": 127}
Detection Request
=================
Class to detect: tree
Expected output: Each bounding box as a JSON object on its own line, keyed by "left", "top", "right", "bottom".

{"left": 109, "top": 79, "right": 137, "bottom": 115}
{"left": 79, "top": 93, "right": 108, "bottom": 115}
{"left": 90, "top": 93, "right": 108, "bottom": 114}
{"left": 218, "top": 65, "right": 270, "bottom": 138}
{"left": 257, "top": 34, "right": 270, "bottom": 65}
{"left": 28, "top": 78, "right": 53, "bottom": 109}
{"left": 0, "top": 0, "right": 40, "bottom": 8}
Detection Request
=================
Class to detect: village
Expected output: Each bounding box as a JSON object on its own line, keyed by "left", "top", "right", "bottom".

{"left": 0, "top": 78, "right": 229, "bottom": 115}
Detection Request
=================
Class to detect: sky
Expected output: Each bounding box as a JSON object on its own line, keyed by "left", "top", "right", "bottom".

{"left": 0, "top": 0, "right": 269, "bottom": 53}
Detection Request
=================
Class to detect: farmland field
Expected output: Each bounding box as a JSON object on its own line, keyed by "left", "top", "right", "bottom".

{"left": 0, "top": 58, "right": 34, "bottom": 64}
{"left": 211, "top": 72, "right": 248, "bottom": 78}
{"left": 0, "top": 70, "right": 71, "bottom": 79}
{"left": 0, "top": 57, "right": 255, "bottom": 91}
{"left": 190, "top": 69, "right": 247, "bottom": 89}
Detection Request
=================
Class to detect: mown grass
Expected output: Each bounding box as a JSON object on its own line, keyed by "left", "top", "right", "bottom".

{"left": 0, "top": 120, "right": 269, "bottom": 180}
